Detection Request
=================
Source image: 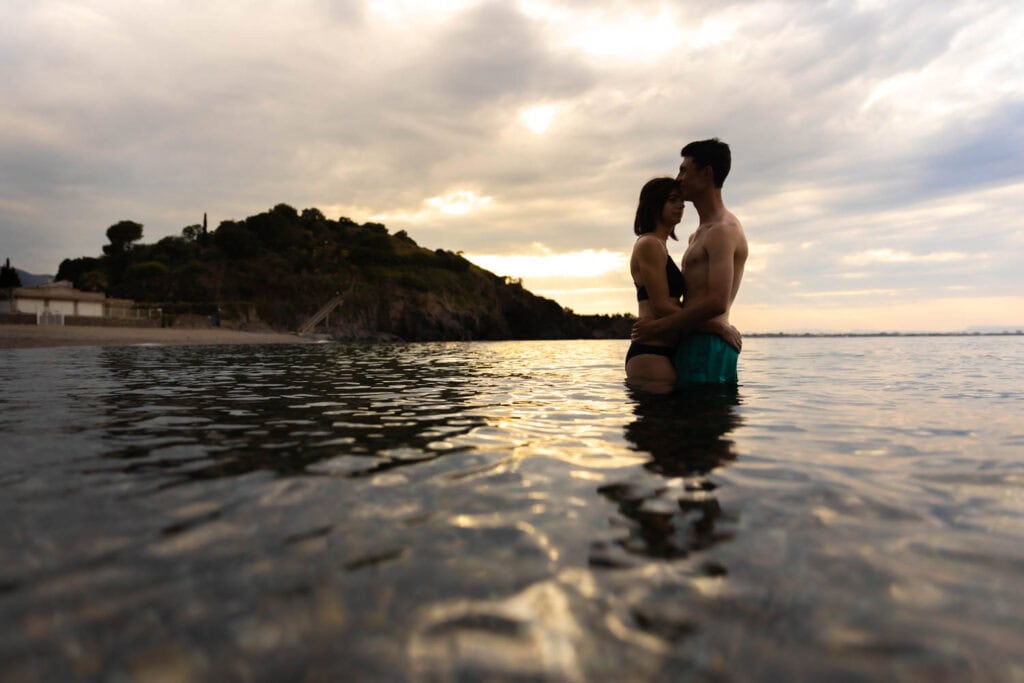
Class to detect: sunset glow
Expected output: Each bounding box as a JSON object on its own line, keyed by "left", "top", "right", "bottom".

{"left": 2, "top": 0, "right": 1021, "bottom": 332}
{"left": 425, "top": 190, "right": 492, "bottom": 216}
{"left": 465, "top": 248, "right": 624, "bottom": 280}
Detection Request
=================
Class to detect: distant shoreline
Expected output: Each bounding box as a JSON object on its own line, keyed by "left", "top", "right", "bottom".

{"left": 0, "top": 324, "right": 313, "bottom": 349}
{"left": 1, "top": 324, "right": 1020, "bottom": 350}
{"left": 747, "top": 331, "right": 1024, "bottom": 338}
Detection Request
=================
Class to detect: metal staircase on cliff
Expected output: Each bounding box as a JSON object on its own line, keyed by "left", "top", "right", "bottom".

{"left": 297, "top": 292, "right": 346, "bottom": 336}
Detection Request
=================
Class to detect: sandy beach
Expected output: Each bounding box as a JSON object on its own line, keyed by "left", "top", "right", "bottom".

{"left": 0, "top": 324, "right": 315, "bottom": 349}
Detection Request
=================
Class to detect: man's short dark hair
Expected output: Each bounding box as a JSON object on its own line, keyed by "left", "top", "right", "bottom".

{"left": 681, "top": 138, "right": 731, "bottom": 188}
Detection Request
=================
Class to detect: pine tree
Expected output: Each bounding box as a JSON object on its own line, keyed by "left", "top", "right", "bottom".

{"left": 0, "top": 258, "right": 22, "bottom": 288}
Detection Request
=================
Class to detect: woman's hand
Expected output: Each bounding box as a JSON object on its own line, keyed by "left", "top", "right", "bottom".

{"left": 697, "top": 320, "right": 742, "bottom": 352}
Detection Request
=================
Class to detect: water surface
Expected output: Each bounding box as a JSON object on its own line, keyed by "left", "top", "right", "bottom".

{"left": 1, "top": 337, "right": 1022, "bottom": 680}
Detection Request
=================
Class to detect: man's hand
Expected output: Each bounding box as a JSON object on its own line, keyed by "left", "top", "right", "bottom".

{"left": 695, "top": 319, "right": 741, "bottom": 352}
{"left": 718, "top": 324, "right": 742, "bottom": 353}
{"left": 631, "top": 316, "right": 664, "bottom": 342}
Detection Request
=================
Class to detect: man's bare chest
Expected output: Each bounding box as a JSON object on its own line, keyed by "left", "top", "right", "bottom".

{"left": 682, "top": 229, "right": 712, "bottom": 269}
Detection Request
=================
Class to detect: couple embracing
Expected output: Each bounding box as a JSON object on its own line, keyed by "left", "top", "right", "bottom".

{"left": 626, "top": 138, "right": 748, "bottom": 394}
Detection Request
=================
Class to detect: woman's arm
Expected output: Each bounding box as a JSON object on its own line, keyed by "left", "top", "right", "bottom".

{"left": 633, "top": 238, "right": 682, "bottom": 317}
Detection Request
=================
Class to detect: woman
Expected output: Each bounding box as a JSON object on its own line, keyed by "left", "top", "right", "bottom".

{"left": 625, "top": 177, "right": 739, "bottom": 393}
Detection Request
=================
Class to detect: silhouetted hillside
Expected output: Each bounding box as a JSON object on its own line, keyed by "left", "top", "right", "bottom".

{"left": 55, "top": 204, "right": 632, "bottom": 341}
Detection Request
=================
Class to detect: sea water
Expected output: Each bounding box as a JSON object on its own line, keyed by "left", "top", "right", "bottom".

{"left": 1, "top": 337, "right": 1022, "bottom": 681}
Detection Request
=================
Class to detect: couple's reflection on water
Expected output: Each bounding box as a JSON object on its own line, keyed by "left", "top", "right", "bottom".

{"left": 592, "top": 384, "right": 742, "bottom": 566}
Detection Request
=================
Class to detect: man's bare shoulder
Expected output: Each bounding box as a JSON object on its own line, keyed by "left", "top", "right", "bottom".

{"left": 721, "top": 211, "right": 748, "bottom": 261}
{"left": 711, "top": 210, "right": 743, "bottom": 233}
{"left": 698, "top": 212, "right": 747, "bottom": 261}
{"left": 701, "top": 213, "right": 744, "bottom": 241}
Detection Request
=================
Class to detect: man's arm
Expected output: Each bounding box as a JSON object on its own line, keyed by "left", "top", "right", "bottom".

{"left": 632, "top": 226, "right": 735, "bottom": 339}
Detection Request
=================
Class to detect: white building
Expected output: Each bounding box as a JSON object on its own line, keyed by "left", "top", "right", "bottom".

{"left": 0, "top": 281, "right": 136, "bottom": 321}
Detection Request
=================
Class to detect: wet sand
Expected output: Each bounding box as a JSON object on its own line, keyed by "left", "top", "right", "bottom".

{"left": 0, "top": 324, "right": 314, "bottom": 349}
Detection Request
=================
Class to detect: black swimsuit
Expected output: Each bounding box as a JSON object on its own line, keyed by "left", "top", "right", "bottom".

{"left": 625, "top": 342, "right": 675, "bottom": 364}
{"left": 635, "top": 255, "right": 685, "bottom": 301}
{"left": 627, "top": 255, "right": 686, "bottom": 366}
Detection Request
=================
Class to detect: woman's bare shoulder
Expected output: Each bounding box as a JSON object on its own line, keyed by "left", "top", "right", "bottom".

{"left": 632, "top": 234, "right": 668, "bottom": 257}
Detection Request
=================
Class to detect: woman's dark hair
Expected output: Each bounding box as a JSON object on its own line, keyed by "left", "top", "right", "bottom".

{"left": 633, "top": 177, "right": 680, "bottom": 239}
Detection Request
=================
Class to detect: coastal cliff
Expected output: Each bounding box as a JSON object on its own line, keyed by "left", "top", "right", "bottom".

{"left": 55, "top": 204, "right": 631, "bottom": 341}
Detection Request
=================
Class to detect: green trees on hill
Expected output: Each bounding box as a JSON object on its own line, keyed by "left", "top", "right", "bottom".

{"left": 103, "top": 221, "right": 144, "bottom": 256}
{"left": 53, "top": 204, "right": 632, "bottom": 340}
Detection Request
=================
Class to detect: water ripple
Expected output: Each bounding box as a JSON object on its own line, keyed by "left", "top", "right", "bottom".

{"left": 1, "top": 337, "right": 1022, "bottom": 680}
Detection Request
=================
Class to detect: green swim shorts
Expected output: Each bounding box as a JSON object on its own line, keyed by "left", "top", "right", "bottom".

{"left": 674, "top": 333, "right": 739, "bottom": 385}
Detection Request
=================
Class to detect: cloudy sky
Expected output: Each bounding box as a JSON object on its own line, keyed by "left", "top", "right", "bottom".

{"left": 3, "top": 0, "right": 1022, "bottom": 332}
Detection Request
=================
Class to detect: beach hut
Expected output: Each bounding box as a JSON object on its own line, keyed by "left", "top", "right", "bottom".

{"left": 0, "top": 281, "right": 136, "bottom": 323}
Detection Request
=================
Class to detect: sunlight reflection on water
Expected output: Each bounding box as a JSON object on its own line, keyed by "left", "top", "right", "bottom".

{"left": 1, "top": 337, "right": 1022, "bottom": 680}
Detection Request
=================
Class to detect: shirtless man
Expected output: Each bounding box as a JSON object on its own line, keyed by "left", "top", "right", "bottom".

{"left": 632, "top": 138, "right": 748, "bottom": 384}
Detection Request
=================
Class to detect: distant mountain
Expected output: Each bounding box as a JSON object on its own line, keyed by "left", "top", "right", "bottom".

{"left": 15, "top": 269, "right": 53, "bottom": 287}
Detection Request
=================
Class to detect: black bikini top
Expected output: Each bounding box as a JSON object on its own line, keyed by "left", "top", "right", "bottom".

{"left": 636, "top": 255, "right": 686, "bottom": 301}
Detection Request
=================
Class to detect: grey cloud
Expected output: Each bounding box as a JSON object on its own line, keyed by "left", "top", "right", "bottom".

{"left": 921, "top": 100, "right": 1024, "bottom": 194}
{"left": 0, "top": 142, "right": 103, "bottom": 192}
{"left": 424, "top": 1, "right": 595, "bottom": 105}
{"left": 280, "top": 4, "right": 599, "bottom": 205}
{"left": 784, "top": 3, "right": 966, "bottom": 87}
{"left": 317, "top": 0, "right": 365, "bottom": 24}
{"left": 1, "top": 0, "right": 1022, "bottom": 319}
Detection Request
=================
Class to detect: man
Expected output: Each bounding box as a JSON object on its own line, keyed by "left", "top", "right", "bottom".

{"left": 632, "top": 138, "right": 748, "bottom": 384}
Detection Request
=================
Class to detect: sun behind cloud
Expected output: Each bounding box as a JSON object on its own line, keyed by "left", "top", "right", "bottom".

{"left": 363, "top": 189, "right": 494, "bottom": 224}
{"left": 519, "top": 104, "right": 557, "bottom": 134}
